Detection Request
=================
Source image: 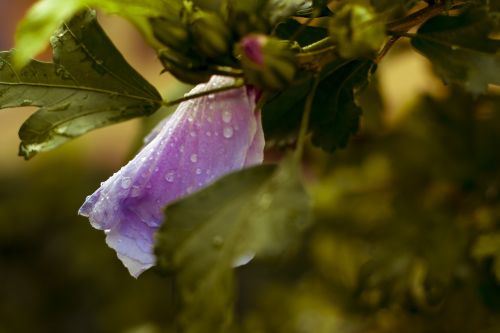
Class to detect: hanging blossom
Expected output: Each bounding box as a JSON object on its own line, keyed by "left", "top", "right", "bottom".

{"left": 79, "top": 76, "right": 265, "bottom": 277}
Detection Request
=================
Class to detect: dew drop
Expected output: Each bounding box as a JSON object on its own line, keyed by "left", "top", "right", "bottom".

{"left": 212, "top": 235, "right": 224, "bottom": 248}
{"left": 195, "top": 168, "right": 202, "bottom": 175}
{"left": 121, "top": 177, "right": 132, "bottom": 189}
{"left": 179, "top": 145, "right": 185, "bottom": 153}
{"left": 164, "top": 171, "right": 175, "bottom": 182}
{"left": 190, "top": 154, "right": 198, "bottom": 163}
{"left": 222, "top": 110, "right": 232, "bottom": 123}
{"left": 131, "top": 186, "right": 141, "bottom": 197}
{"left": 206, "top": 131, "right": 211, "bottom": 137}
{"left": 223, "top": 127, "right": 234, "bottom": 139}
{"left": 187, "top": 115, "right": 194, "bottom": 123}
{"left": 190, "top": 131, "right": 196, "bottom": 137}
{"left": 232, "top": 252, "right": 255, "bottom": 268}
{"left": 208, "top": 93, "right": 215, "bottom": 100}
{"left": 21, "top": 99, "right": 33, "bottom": 106}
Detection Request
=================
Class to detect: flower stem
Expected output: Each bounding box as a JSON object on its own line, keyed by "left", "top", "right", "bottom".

{"left": 294, "top": 74, "right": 321, "bottom": 161}
{"left": 162, "top": 79, "right": 245, "bottom": 107}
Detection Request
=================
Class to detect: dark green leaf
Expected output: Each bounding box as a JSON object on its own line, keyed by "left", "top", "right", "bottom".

{"left": 0, "top": 10, "right": 161, "bottom": 158}
{"left": 411, "top": 8, "right": 500, "bottom": 94}
{"left": 310, "top": 60, "right": 375, "bottom": 152}
{"left": 263, "top": 60, "right": 374, "bottom": 151}
{"left": 155, "top": 158, "right": 311, "bottom": 333}
{"left": 274, "top": 19, "right": 328, "bottom": 47}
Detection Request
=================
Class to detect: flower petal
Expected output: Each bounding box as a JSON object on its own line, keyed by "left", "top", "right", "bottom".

{"left": 79, "top": 76, "right": 264, "bottom": 277}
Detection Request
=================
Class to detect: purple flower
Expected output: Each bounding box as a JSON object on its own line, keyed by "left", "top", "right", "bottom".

{"left": 79, "top": 76, "right": 265, "bottom": 277}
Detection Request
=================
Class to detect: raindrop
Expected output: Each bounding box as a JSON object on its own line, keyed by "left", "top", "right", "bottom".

{"left": 212, "top": 235, "right": 224, "bottom": 248}
{"left": 208, "top": 93, "right": 215, "bottom": 99}
{"left": 232, "top": 252, "right": 255, "bottom": 268}
{"left": 131, "top": 186, "right": 141, "bottom": 197}
{"left": 190, "top": 154, "right": 198, "bottom": 163}
{"left": 96, "top": 59, "right": 104, "bottom": 65}
{"left": 206, "top": 131, "right": 211, "bottom": 137}
{"left": 190, "top": 131, "right": 196, "bottom": 137}
{"left": 195, "top": 168, "right": 202, "bottom": 175}
{"left": 121, "top": 177, "right": 132, "bottom": 189}
{"left": 222, "top": 110, "right": 232, "bottom": 123}
{"left": 223, "top": 127, "right": 234, "bottom": 139}
{"left": 187, "top": 115, "right": 194, "bottom": 122}
{"left": 21, "top": 99, "right": 33, "bottom": 106}
{"left": 164, "top": 171, "right": 175, "bottom": 182}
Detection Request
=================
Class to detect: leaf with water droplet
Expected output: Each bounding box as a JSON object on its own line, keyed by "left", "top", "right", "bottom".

{"left": 155, "top": 156, "right": 311, "bottom": 333}
{"left": 0, "top": 11, "right": 162, "bottom": 159}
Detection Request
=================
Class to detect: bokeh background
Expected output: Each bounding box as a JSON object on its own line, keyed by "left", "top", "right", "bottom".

{"left": 1, "top": 1, "right": 500, "bottom": 333}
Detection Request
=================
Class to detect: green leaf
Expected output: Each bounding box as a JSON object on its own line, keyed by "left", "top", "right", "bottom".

{"left": 14, "top": 0, "right": 174, "bottom": 67}
{"left": 411, "top": 8, "right": 500, "bottom": 94}
{"left": 274, "top": 19, "right": 328, "bottom": 47}
{"left": 262, "top": 60, "right": 374, "bottom": 152}
{"left": 155, "top": 158, "right": 311, "bottom": 333}
{"left": 310, "top": 60, "right": 375, "bottom": 152}
{"left": 1, "top": 10, "right": 161, "bottom": 158}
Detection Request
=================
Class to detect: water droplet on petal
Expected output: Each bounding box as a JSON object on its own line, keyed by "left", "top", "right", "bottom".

{"left": 195, "top": 168, "right": 202, "bottom": 175}
{"left": 206, "top": 131, "right": 211, "bottom": 137}
{"left": 190, "top": 131, "right": 196, "bottom": 137}
{"left": 208, "top": 93, "right": 215, "bottom": 99}
{"left": 131, "top": 186, "right": 141, "bottom": 197}
{"left": 179, "top": 145, "right": 185, "bottom": 153}
{"left": 233, "top": 251, "right": 255, "bottom": 268}
{"left": 187, "top": 116, "right": 194, "bottom": 122}
{"left": 121, "top": 177, "right": 132, "bottom": 189}
{"left": 222, "top": 110, "right": 232, "bottom": 123}
{"left": 165, "top": 171, "right": 175, "bottom": 182}
{"left": 223, "top": 127, "right": 234, "bottom": 139}
{"left": 190, "top": 154, "right": 198, "bottom": 163}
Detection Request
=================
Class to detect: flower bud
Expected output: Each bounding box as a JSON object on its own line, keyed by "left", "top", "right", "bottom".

{"left": 149, "top": 1, "right": 192, "bottom": 53}
{"left": 189, "top": 10, "right": 233, "bottom": 59}
{"left": 237, "top": 34, "right": 297, "bottom": 90}
{"left": 329, "top": 3, "right": 386, "bottom": 58}
{"left": 222, "top": 0, "right": 270, "bottom": 36}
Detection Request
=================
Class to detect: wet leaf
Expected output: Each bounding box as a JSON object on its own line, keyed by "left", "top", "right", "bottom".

{"left": 0, "top": 10, "right": 161, "bottom": 158}
{"left": 155, "top": 157, "right": 311, "bottom": 333}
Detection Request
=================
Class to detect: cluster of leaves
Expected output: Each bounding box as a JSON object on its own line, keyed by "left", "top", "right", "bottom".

{"left": 0, "top": 0, "right": 500, "bottom": 332}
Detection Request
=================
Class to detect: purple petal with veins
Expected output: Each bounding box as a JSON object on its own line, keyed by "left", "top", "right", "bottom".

{"left": 79, "top": 76, "right": 264, "bottom": 277}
